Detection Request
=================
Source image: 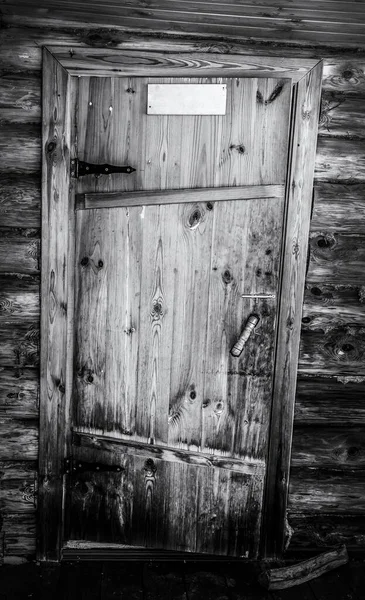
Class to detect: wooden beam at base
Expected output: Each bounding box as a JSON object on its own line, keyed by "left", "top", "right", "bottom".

{"left": 258, "top": 545, "right": 348, "bottom": 590}
{"left": 76, "top": 184, "right": 284, "bottom": 210}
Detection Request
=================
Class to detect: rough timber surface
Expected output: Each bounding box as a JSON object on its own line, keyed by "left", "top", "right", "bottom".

{"left": 0, "top": 15, "right": 365, "bottom": 562}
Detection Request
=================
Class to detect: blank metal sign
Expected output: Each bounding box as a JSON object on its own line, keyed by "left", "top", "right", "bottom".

{"left": 147, "top": 84, "right": 227, "bottom": 115}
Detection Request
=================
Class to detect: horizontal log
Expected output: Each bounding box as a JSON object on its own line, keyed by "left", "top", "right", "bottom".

{"left": 0, "top": 273, "right": 40, "bottom": 322}
{"left": 0, "top": 367, "right": 39, "bottom": 419}
{"left": 311, "top": 183, "right": 365, "bottom": 234}
{"left": 291, "top": 426, "right": 365, "bottom": 468}
{"left": 0, "top": 321, "right": 39, "bottom": 368}
{"left": 0, "top": 174, "right": 41, "bottom": 228}
{"left": 315, "top": 137, "right": 365, "bottom": 182}
{"left": 0, "top": 71, "right": 41, "bottom": 123}
{"left": 289, "top": 467, "right": 365, "bottom": 513}
{"left": 1, "top": 513, "right": 36, "bottom": 559}
{"left": 301, "top": 284, "right": 365, "bottom": 331}
{"left": 299, "top": 325, "right": 365, "bottom": 376}
{"left": 259, "top": 545, "right": 348, "bottom": 590}
{"left": 0, "top": 460, "right": 37, "bottom": 514}
{"left": 2, "top": 4, "right": 365, "bottom": 48}
{"left": 295, "top": 375, "right": 365, "bottom": 425}
{"left": 318, "top": 91, "right": 365, "bottom": 139}
{"left": 0, "top": 122, "right": 41, "bottom": 174}
{"left": 307, "top": 233, "right": 365, "bottom": 285}
{"left": 287, "top": 514, "right": 365, "bottom": 553}
{"left": 322, "top": 60, "right": 365, "bottom": 94}
{"left": 0, "top": 418, "right": 38, "bottom": 460}
{"left": 0, "top": 228, "right": 40, "bottom": 275}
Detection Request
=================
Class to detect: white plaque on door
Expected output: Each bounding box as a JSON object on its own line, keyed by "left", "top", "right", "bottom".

{"left": 147, "top": 84, "right": 227, "bottom": 115}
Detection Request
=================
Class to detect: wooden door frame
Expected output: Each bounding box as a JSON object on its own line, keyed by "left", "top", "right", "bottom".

{"left": 40, "top": 44, "right": 323, "bottom": 561}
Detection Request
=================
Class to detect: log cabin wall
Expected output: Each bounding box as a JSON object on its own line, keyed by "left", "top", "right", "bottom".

{"left": 0, "top": 3, "right": 365, "bottom": 562}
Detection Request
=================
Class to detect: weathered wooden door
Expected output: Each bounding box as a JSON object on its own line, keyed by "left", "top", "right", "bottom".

{"left": 40, "top": 47, "right": 322, "bottom": 561}
{"left": 63, "top": 75, "right": 290, "bottom": 557}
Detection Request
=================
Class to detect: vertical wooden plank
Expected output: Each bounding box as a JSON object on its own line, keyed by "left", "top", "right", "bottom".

{"left": 262, "top": 61, "right": 323, "bottom": 558}
{"left": 38, "top": 48, "right": 72, "bottom": 560}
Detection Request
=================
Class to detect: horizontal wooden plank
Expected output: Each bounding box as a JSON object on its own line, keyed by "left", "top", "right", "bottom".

{"left": 287, "top": 514, "right": 365, "bottom": 553}
{"left": 301, "top": 284, "right": 365, "bottom": 330}
{"left": 307, "top": 233, "right": 365, "bottom": 285}
{"left": 0, "top": 229, "right": 40, "bottom": 275}
{"left": 295, "top": 375, "right": 365, "bottom": 425}
{"left": 0, "top": 418, "right": 38, "bottom": 460}
{"left": 78, "top": 184, "right": 284, "bottom": 210}
{"left": 289, "top": 467, "right": 365, "bottom": 513}
{"left": 73, "top": 431, "right": 265, "bottom": 474}
{"left": 0, "top": 174, "right": 41, "bottom": 228}
{"left": 311, "top": 183, "right": 365, "bottom": 233}
{"left": 299, "top": 325, "right": 365, "bottom": 376}
{"left": 1, "top": 513, "right": 36, "bottom": 559}
{"left": 0, "top": 122, "right": 41, "bottom": 174}
{"left": 315, "top": 137, "right": 365, "bottom": 182}
{"left": 3, "top": 5, "right": 365, "bottom": 48}
{"left": 318, "top": 91, "right": 365, "bottom": 138}
{"left": 0, "top": 460, "right": 37, "bottom": 513}
{"left": 0, "top": 322, "right": 39, "bottom": 368}
{"left": 0, "top": 273, "right": 40, "bottom": 322}
{"left": 47, "top": 46, "right": 318, "bottom": 80}
{"left": 0, "top": 71, "right": 41, "bottom": 123}
{"left": 291, "top": 426, "right": 365, "bottom": 468}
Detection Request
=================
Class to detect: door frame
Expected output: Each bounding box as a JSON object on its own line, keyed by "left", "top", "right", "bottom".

{"left": 39, "top": 44, "right": 323, "bottom": 561}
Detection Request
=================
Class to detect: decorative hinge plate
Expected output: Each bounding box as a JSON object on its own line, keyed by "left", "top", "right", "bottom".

{"left": 70, "top": 159, "right": 136, "bottom": 178}
{"left": 64, "top": 457, "right": 124, "bottom": 474}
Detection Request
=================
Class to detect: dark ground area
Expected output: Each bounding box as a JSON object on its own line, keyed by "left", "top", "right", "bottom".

{"left": 0, "top": 559, "right": 364, "bottom": 600}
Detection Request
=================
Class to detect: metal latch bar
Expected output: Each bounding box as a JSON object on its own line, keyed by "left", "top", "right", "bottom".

{"left": 64, "top": 457, "right": 124, "bottom": 474}
{"left": 241, "top": 293, "right": 276, "bottom": 299}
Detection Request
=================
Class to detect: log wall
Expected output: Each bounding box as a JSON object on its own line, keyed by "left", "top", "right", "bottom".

{"left": 0, "top": 15, "right": 364, "bottom": 562}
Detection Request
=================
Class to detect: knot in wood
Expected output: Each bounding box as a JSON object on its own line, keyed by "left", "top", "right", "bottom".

{"left": 188, "top": 208, "right": 202, "bottom": 229}
{"left": 151, "top": 300, "right": 164, "bottom": 320}
{"left": 47, "top": 141, "right": 56, "bottom": 153}
{"left": 144, "top": 459, "right": 157, "bottom": 478}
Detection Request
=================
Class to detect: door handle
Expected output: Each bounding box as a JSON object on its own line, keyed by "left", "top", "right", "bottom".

{"left": 230, "top": 314, "right": 260, "bottom": 357}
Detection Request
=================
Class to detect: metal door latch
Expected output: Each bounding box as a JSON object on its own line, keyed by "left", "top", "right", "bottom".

{"left": 241, "top": 293, "right": 276, "bottom": 299}
{"left": 71, "top": 159, "right": 136, "bottom": 178}
{"left": 231, "top": 314, "right": 260, "bottom": 357}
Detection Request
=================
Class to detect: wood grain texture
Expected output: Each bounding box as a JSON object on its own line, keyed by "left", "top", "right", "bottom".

{"left": 322, "top": 60, "right": 365, "bottom": 93}
{"left": 48, "top": 46, "right": 317, "bottom": 81}
{"left": 307, "top": 233, "right": 365, "bottom": 285}
{"left": 262, "top": 62, "right": 323, "bottom": 559}
{"left": 0, "top": 71, "right": 41, "bottom": 124}
{"left": 3, "top": 3, "right": 365, "bottom": 48}
{"left": 38, "top": 48, "right": 72, "bottom": 561}
{"left": 0, "top": 419, "right": 38, "bottom": 460}
{"left": 76, "top": 76, "right": 291, "bottom": 192}
{"left": 318, "top": 91, "right": 365, "bottom": 138}
{"left": 1, "top": 513, "right": 36, "bottom": 559}
{"left": 0, "top": 273, "right": 39, "bottom": 321}
{"left": 291, "top": 426, "right": 365, "bottom": 468}
{"left": 287, "top": 513, "right": 365, "bottom": 552}
{"left": 311, "top": 183, "right": 365, "bottom": 234}
{"left": 301, "top": 284, "right": 365, "bottom": 331}
{"left": 0, "top": 122, "right": 41, "bottom": 174}
{"left": 299, "top": 325, "right": 365, "bottom": 376}
{"left": 0, "top": 367, "right": 39, "bottom": 419}
{"left": 0, "top": 228, "right": 40, "bottom": 275}
{"left": 0, "top": 174, "right": 41, "bottom": 228}
{"left": 315, "top": 137, "right": 365, "bottom": 182}
{"left": 289, "top": 467, "right": 365, "bottom": 513}
{"left": 0, "top": 322, "right": 39, "bottom": 368}
{"left": 65, "top": 449, "right": 264, "bottom": 557}
{"left": 78, "top": 184, "right": 284, "bottom": 210}
{"left": 295, "top": 375, "right": 365, "bottom": 425}
{"left": 0, "top": 460, "right": 38, "bottom": 514}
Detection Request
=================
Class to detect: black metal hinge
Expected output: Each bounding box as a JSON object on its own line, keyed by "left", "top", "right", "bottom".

{"left": 64, "top": 457, "right": 124, "bottom": 474}
{"left": 70, "top": 159, "right": 136, "bottom": 178}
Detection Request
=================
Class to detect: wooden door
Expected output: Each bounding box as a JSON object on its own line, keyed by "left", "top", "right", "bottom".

{"left": 62, "top": 75, "right": 291, "bottom": 558}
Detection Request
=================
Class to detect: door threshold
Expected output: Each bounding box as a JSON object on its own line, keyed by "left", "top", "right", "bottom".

{"left": 62, "top": 541, "right": 250, "bottom": 562}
